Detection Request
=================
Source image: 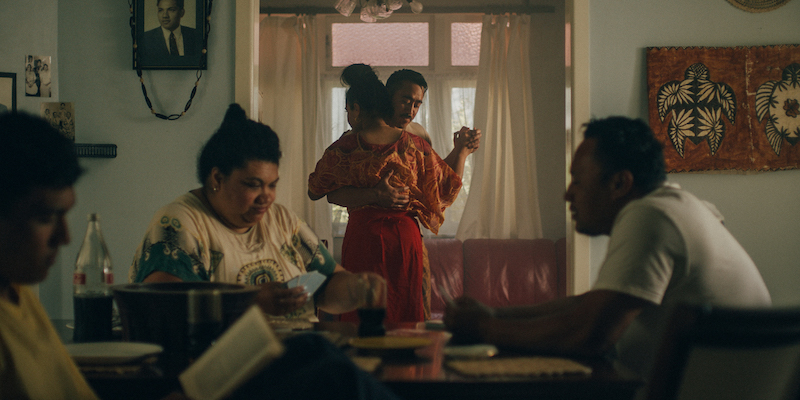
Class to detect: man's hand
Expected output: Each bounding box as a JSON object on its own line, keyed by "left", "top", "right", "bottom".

{"left": 255, "top": 282, "right": 308, "bottom": 316}
{"left": 373, "top": 170, "right": 410, "bottom": 209}
{"left": 453, "top": 127, "right": 482, "bottom": 154}
{"left": 444, "top": 296, "right": 495, "bottom": 344}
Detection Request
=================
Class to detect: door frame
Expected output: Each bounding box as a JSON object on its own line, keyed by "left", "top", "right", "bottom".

{"left": 234, "top": 0, "right": 593, "bottom": 295}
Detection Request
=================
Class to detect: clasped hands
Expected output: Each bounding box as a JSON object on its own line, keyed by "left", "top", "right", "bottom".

{"left": 454, "top": 126, "right": 481, "bottom": 153}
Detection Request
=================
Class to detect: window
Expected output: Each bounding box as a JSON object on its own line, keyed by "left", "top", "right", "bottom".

{"left": 323, "top": 14, "right": 481, "bottom": 237}
{"left": 331, "top": 22, "right": 429, "bottom": 66}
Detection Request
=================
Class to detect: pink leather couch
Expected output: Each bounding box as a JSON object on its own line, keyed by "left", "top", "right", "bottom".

{"left": 427, "top": 237, "right": 567, "bottom": 320}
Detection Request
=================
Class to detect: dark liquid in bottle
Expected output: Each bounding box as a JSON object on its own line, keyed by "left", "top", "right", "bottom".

{"left": 73, "top": 294, "right": 113, "bottom": 342}
{"left": 357, "top": 308, "right": 386, "bottom": 337}
{"left": 187, "top": 321, "right": 224, "bottom": 360}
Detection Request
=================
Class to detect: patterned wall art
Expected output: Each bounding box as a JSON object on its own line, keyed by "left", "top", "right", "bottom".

{"left": 647, "top": 44, "right": 800, "bottom": 172}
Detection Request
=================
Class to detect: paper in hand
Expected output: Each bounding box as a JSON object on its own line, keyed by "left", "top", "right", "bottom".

{"left": 284, "top": 271, "right": 327, "bottom": 296}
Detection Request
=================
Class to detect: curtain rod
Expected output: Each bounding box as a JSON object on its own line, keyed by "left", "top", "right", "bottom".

{"left": 260, "top": 5, "right": 555, "bottom": 15}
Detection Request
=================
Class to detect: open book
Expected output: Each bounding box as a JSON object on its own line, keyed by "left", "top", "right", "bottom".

{"left": 179, "top": 305, "right": 285, "bottom": 400}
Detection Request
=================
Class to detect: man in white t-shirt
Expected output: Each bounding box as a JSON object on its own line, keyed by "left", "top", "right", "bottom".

{"left": 444, "top": 116, "right": 771, "bottom": 381}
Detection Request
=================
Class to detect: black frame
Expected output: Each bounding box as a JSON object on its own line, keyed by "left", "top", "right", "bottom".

{"left": 133, "top": 0, "right": 207, "bottom": 70}
{"left": 0, "top": 72, "right": 16, "bottom": 113}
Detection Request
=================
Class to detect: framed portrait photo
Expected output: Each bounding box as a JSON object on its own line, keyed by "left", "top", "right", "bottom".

{"left": 133, "top": 0, "right": 207, "bottom": 70}
{"left": 0, "top": 73, "right": 16, "bottom": 114}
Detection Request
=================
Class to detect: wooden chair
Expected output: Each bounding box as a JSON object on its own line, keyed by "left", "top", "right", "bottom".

{"left": 645, "top": 303, "right": 800, "bottom": 400}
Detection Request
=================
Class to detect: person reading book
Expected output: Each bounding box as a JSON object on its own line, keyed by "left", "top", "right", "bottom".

{"left": 130, "top": 104, "right": 386, "bottom": 321}
{"left": 0, "top": 112, "right": 97, "bottom": 399}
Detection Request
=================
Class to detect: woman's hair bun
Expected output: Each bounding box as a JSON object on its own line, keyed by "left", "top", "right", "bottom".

{"left": 341, "top": 63, "right": 379, "bottom": 87}
{"left": 221, "top": 104, "right": 248, "bottom": 129}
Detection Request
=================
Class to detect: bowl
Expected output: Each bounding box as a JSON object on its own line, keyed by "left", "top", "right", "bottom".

{"left": 112, "top": 282, "right": 260, "bottom": 374}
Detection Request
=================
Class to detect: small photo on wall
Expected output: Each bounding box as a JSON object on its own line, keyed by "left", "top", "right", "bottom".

{"left": 42, "top": 102, "right": 75, "bottom": 141}
{"left": 25, "top": 55, "right": 52, "bottom": 97}
{"left": 0, "top": 72, "right": 15, "bottom": 114}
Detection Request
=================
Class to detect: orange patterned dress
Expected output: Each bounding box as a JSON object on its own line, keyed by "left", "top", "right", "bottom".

{"left": 308, "top": 131, "right": 461, "bottom": 322}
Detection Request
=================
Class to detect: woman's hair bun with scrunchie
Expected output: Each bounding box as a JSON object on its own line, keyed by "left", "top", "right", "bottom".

{"left": 196, "top": 103, "right": 282, "bottom": 185}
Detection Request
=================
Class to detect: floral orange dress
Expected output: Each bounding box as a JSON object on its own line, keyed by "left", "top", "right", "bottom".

{"left": 308, "top": 131, "right": 461, "bottom": 322}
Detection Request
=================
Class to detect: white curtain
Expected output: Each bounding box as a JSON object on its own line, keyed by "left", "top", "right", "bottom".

{"left": 456, "top": 14, "right": 542, "bottom": 240}
{"left": 259, "top": 15, "right": 332, "bottom": 246}
{"left": 421, "top": 76, "right": 477, "bottom": 237}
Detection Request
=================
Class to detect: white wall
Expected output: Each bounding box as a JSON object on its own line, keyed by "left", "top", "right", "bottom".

{"left": 588, "top": 0, "right": 800, "bottom": 306}
{"left": 531, "top": 0, "right": 567, "bottom": 241}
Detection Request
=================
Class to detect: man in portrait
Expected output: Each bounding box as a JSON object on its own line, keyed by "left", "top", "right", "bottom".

{"left": 139, "top": 0, "right": 200, "bottom": 67}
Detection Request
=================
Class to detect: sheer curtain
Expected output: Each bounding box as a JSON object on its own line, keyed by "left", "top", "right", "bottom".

{"left": 259, "top": 15, "right": 332, "bottom": 245}
{"left": 422, "top": 76, "right": 477, "bottom": 237}
{"left": 456, "top": 14, "right": 542, "bottom": 240}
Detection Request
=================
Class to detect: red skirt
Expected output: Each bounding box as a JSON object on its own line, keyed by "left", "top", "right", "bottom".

{"left": 340, "top": 207, "right": 424, "bottom": 323}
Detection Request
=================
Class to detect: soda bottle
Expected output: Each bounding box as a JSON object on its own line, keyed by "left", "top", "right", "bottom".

{"left": 186, "top": 289, "right": 223, "bottom": 362}
{"left": 73, "top": 213, "right": 114, "bottom": 342}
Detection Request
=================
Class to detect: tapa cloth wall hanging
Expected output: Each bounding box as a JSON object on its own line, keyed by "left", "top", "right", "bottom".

{"left": 647, "top": 44, "right": 800, "bottom": 172}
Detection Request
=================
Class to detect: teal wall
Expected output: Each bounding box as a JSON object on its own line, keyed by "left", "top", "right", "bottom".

{"left": 588, "top": 0, "right": 800, "bottom": 306}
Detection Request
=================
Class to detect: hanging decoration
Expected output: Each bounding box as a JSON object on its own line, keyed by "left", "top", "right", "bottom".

{"left": 128, "top": 0, "right": 213, "bottom": 120}
{"left": 335, "top": 0, "right": 423, "bottom": 23}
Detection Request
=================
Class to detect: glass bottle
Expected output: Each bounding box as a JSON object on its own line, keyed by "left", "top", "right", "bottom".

{"left": 187, "top": 289, "right": 223, "bottom": 361}
{"left": 73, "top": 213, "right": 114, "bottom": 342}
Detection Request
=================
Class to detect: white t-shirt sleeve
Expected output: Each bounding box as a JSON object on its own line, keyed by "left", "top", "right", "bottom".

{"left": 592, "top": 203, "right": 685, "bottom": 305}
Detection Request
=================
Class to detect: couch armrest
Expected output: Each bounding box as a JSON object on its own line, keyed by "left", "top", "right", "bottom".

{"left": 425, "top": 238, "right": 464, "bottom": 320}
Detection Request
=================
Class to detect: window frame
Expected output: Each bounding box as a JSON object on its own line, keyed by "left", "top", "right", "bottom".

{"left": 320, "top": 13, "right": 483, "bottom": 237}
{"left": 320, "top": 13, "right": 482, "bottom": 76}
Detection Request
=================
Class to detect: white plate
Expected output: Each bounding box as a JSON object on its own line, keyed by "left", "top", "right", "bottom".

{"left": 64, "top": 323, "right": 122, "bottom": 332}
{"left": 65, "top": 342, "right": 163, "bottom": 365}
{"left": 443, "top": 344, "right": 499, "bottom": 359}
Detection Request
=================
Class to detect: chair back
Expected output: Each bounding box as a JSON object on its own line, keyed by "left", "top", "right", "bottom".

{"left": 646, "top": 304, "right": 800, "bottom": 400}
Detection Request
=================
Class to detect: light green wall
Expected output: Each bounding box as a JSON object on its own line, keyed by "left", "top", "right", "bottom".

{"left": 1, "top": 0, "right": 237, "bottom": 318}
{"left": 589, "top": 0, "right": 800, "bottom": 306}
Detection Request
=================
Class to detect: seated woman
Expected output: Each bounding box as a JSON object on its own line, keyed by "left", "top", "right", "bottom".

{"left": 308, "top": 64, "right": 461, "bottom": 323}
{"left": 129, "top": 104, "right": 384, "bottom": 319}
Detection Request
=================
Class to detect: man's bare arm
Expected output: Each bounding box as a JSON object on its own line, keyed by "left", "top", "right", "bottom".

{"left": 442, "top": 127, "right": 481, "bottom": 177}
{"left": 445, "top": 290, "right": 651, "bottom": 357}
{"left": 312, "top": 171, "right": 410, "bottom": 209}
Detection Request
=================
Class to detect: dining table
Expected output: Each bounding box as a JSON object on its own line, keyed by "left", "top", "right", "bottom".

{"left": 53, "top": 318, "right": 642, "bottom": 400}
